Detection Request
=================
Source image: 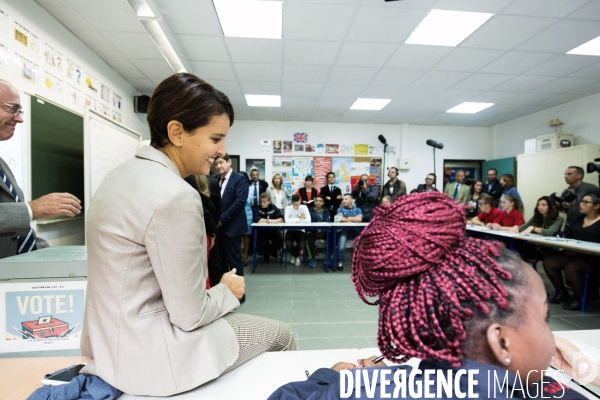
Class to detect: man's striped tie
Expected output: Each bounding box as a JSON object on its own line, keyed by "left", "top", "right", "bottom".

{"left": 0, "top": 167, "right": 37, "bottom": 254}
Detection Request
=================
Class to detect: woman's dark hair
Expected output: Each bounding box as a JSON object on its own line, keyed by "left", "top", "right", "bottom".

{"left": 352, "top": 192, "right": 526, "bottom": 367}
{"left": 586, "top": 193, "right": 600, "bottom": 205}
{"left": 532, "top": 196, "right": 559, "bottom": 229}
{"left": 148, "top": 73, "right": 234, "bottom": 148}
{"left": 469, "top": 180, "right": 483, "bottom": 195}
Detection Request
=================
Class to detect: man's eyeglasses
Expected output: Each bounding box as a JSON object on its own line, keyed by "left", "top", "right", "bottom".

{"left": 2, "top": 103, "right": 25, "bottom": 116}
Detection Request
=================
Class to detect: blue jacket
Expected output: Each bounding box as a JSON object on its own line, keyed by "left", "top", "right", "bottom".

{"left": 220, "top": 171, "right": 249, "bottom": 237}
{"left": 268, "top": 359, "right": 585, "bottom": 400}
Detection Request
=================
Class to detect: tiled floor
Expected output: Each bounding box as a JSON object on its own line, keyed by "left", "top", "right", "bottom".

{"left": 239, "top": 251, "right": 600, "bottom": 351}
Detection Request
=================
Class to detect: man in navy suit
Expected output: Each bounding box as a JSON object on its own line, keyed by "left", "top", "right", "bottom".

{"left": 215, "top": 154, "right": 248, "bottom": 286}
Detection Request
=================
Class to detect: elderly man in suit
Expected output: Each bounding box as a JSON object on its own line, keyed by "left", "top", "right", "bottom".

{"left": 215, "top": 154, "right": 249, "bottom": 284}
{"left": 249, "top": 168, "right": 269, "bottom": 209}
{"left": 319, "top": 171, "right": 342, "bottom": 221}
{"left": 443, "top": 170, "right": 470, "bottom": 204}
{"left": 0, "top": 79, "right": 81, "bottom": 259}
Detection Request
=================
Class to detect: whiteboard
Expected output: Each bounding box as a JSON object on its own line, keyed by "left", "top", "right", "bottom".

{"left": 83, "top": 108, "right": 141, "bottom": 212}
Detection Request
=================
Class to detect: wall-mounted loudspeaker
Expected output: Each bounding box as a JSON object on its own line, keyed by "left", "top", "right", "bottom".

{"left": 134, "top": 95, "right": 151, "bottom": 114}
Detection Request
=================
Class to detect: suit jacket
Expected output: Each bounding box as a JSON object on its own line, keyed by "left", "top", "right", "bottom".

{"left": 220, "top": 171, "right": 249, "bottom": 237}
{"left": 0, "top": 157, "right": 48, "bottom": 258}
{"left": 249, "top": 179, "right": 269, "bottom": 207}
{"left": 482, "top": 180, "right": 503, "bottom": 201}
{"left": 80, "top": 146, "right": 240, "bottom": 396}
{"left": 416, "top": 184, "right": 439, "bottom": 193}
{"left": 297, "top": 187, "right": 319, "bottom": 209}
{"left": 443, "top": 182, "right": 470, "bottom": 204}
{"left": 319, "top": 185, "right": 342, "bottom": 221}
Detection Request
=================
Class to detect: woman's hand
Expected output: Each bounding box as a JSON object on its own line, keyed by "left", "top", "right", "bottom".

{"left": 490, "top": 223, "right": 502, "bottom": 229}
{"left": 552, "top": 336, "right": 600, "bottom": 387}
{"left": 220, "top": 269, "right": 245, "bottom": 300}
{"left": 331, "top": 362, "right": 357, "bottom": 372}
{"left": 509, "top": 226, "right": 520, "bottom": 233}
{"left": 357, "top": 356, "right": 387, "bottom": 368}
{"left": 209, "top": 236, "right": 216, "bottom": 249}
{"left": 521, "top": 226, "right": 534, "bottom": 235}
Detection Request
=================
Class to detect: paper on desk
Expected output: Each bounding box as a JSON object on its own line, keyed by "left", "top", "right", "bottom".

{"left": 570, "top": 340, "right": 600, "bottom": 363}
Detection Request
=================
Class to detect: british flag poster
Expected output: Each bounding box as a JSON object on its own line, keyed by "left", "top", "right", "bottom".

{"left": 293, "top": 132, "right": 308, "bottom": 143}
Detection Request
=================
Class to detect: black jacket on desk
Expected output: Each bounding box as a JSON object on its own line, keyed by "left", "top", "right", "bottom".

{"left": 483, "top": 180, "right": 503, "bottom": 201}
{"left": 268, "top": 359, "right": 585, "bottom": 400}
{"left": 253, "top": 204, "right": 283, "bottom": 223}
{"left": 319, "top": 185, "right": 342, "bottom": 221}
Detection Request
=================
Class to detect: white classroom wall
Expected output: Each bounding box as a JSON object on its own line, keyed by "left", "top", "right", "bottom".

{"left": 225, "top": 120, "right": 492, "bottom": 192}
{"left": 0, "top": 0, "right": 150, "bottom": 246}
{"left": 492, "top": 91, "right": 600, "bottom": 160}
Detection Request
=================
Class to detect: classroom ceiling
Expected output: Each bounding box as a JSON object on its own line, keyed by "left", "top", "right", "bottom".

{"left": 36, "top": 0, "right": 600, "bottom": 127}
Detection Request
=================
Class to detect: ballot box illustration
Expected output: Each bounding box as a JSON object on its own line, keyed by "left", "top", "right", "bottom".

{"left": 20, "top": 316, "right": 69, "bottom": 339}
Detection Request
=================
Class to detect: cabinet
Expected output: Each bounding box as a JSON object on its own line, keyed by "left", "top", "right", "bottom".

{"left": 517, "top": 144, "right": 600, "bottom": 221}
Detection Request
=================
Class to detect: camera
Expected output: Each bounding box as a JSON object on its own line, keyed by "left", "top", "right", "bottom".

{"left": 587, "top": 157, "right": 600, "bottom": 174}
{"left": 357, "top": 180, "right": 365, "bottom": 188}
{"left": 551, "top": 191, "right": 576, "bottom": 208}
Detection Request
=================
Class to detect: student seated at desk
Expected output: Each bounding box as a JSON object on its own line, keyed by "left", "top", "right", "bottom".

{"left": 253, "top": 193, "right": 284, "bottom": 264}
{"left": 284, "top": 195, "right": 311, "bottom": 267}
{"left": 468, "top": 194, "right": 503, "bottom": 226}
{"left": 307, "top": 195, "right": 332, "bottom": 268}
{"left": 489, "top": 194, "right": 525, "bottom": 231}
{"left": 543, "top": 194, "right": 600, "bottom": 311}
{"left": 268, "top": 192, "right": 598, "bottom": 400}
{"left": 335, "top": 194, "right": 362, "bottom": 271}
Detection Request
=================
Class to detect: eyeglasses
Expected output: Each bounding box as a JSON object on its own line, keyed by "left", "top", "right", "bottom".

{"left": 2, "top": 103, "right": 25, "bottom": 116}
{"left": 580, "top": 200, "right": 597, "bottom": 205}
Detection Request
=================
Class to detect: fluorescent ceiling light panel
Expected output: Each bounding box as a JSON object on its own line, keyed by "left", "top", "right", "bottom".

{"left": 405, "top": 9, "right": 494, "bottom": 47}
{"left": 245, "top": 94, "right": 281, "bottom": 107}
{"left": 213, "top": 0, "right": 283, "bottom": 39}
{"left": 447, "top": 102, "right": 494, "bottom": 114}
{"left": 350, "top": 98, "right": 391, "bottom": 111}
{"left": 567, "top": 35, "right": 600, "bottom": 56}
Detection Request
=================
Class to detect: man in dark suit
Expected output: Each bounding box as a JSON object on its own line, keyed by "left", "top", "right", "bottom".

{"left": 482, "top": 168, "right": 503, "bottom": 203}
{"left": 319, "top": 172, "right": 342, "bottom": 221}
{"left": 249, "top": 168, "right": 269, "bottom": 209}
{"left": 215, "top": 154, "right": 248, "bottom": 284}
{"left": 0, "top": 79, "right": 81, "bottom": 259}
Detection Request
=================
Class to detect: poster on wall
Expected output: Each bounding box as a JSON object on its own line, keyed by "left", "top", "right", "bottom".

{"left": 369, "top": 145, "right": 383, "bottom": 156}
{"left": 354, "top": 144, "right": 368, "bottom": 155}
{"left": 0, "top": 9, "right": 10, "bottom": 44}
{"left": 111, "top": 91, "right": 122, "bottom": 111}
{"left": 294, "top": 132, "right": 308, "bottom": 143}
{"left": 13, "top": 21, "right": 41, "bottom": 64}
{"left": 340, "top": 145, "right": 353, "bottom": 155}
{"left": 246, "top": 158, "right": 266, "bottom": 178}
{"left": 261, "top": 140, "right": 271, "bottom": 153}
{"left": 273, "top": 140, "right": 282, "bottom": 154}
{"left": 41, "top": 70, "right": 64, "bottom": 102}
{"left": 100, "top": 83, "right": 110, "bottom": 103}
{"left": 0, "top": 281, "right": 87, "bottom": 353}
{"left": 43, "top": 43, "right": 63, "bottom": 75}
{"left": 83, "top": 70, "right": 99, "bottom": 97}
{"left": 316, "top": 144, "right": 325, "bottom": 154}
{"left": 84, "top": 94, "right": 97, "bottom": 111}
{"left": 371, "top": 158, "right": 383, "bottom": 186}
{"left": 313, "top": 157, "right": 331, "bottom": 188}
{"left": 0, "top": 42, "right": 10, "bottom": 77}
{"left": 294, "top": 144, "right": 304, "bottom": 152}
{"left": 66, "top": 58, "right": 83, "bottom": 86}
{"left": 112, "top": 111, "right": 122, "bottom": 123}
{"left": 305, "top": 144, "right": 315, "bottom": 153}
{"left": 326, "top": 144, "right": 339, "bottom": 155}
{"left": 65, "top": 83, "right": 83, "bottom": 110}
{"left": 332, "top": 158, "right": 352, "bottom": 193}
{"left": 273, "top": 157, "right": 293, "bottom": 196}
{"left": 292, "top": 157, "right": 313, "bottom": 191}
{"left": 283, "top": 141, "right": 292, "bottom": 153}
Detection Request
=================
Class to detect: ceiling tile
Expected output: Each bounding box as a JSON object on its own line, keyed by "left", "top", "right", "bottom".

{"left": 130, "top": 59, "right": 175, "bottom": 80}
{"left": 502, "top": 0, "right": 590, "bottom": 18}
{"left": 359, "top": 86, "right": 404, "bottom": 98}
{"left": 410, "top": 71, "right": 471, "bottom": 89}
{"left": 433, "top": 48, "right": 505, "bottom": 72}
{"left": 537, "top": 93, "right": 585, "bottom": 107}
{"left": 460, "top": 15, "right": 557, "bottom": 50}
{"left": 453, "top": 73, "right": 515, "bottom": 90}
{"left": 239, "top": 81, "right": 281, "bottom": 95}
{"left": 285, "top": 3, "right": 357, "bottom": 41}
{"left": 282, "top": 83, "right": 324, "bottom": 97}
{"left": 74, "top": 30, "right": 124, "bottom": 60}
{"left": 104, "top": 58, "right": 146, "bottom": 79}
{"left": 335, "top": 43, "right": 398, "bottom": 67}
{"left": 179, "top": 36, "right": 229, "bottom": 62}
{"left": 157, "top": 0, "right": 223, "bottom": 35}
{"left": 386, "top": 45, "right": 454, "bottom": 69}
{"left": 321, "top": 84, "right": 365, "bottom": 97}
{"left": 532, "top": 77, "right": 599, "bottom": 93}
{"left": 102, "top": 32, "right": 165, "bottom": 60}
{"left": 327, "top": 67, "right": 379, "bottom": 85}
{"left": 208, "top": 80, "right": 244, "bottom": 96}
{"left": 386, "top": 88, "right": 444, "bottom": 110}
{"left": 480, "top": 51, "right": 555, "bottom": 75}
{"left": 345, "top": 7, "right": 429, "bottom": 43}
{"left": 517, "top": 20, "right": 600, "bottom": 53}
{"left": 127, "top": 78, "right": 156, "bottom": 92}
{"left": 281, "top": 97, "right": 318, "bottom": 108}
{"left": 310, "top": 115, "right": 341, "bottom": 123}
{"left": 567, "top": 81, "right": 600, "bottom": 95}
{"left": 491, "top": 75, "right": 557, "bottom": 91}
{"left": 35, "top": 0, "right": 93, "bottom": 31}
{"left": 61, "top": 0, "right": 145, "bottom": 33}
{"left": 283, "top": 65, "right": 331, "bottom": 84}
{"left": 226, "top": 38, "right": 282, "bottom": 64}
{"left": 370, "top": 69, "right": 425, "bottom": 86}
{"left": 433, "top": 0, "right": 514, "bottom": 13}
{"left": 566, "top": 0, "right": 600, "bottom": 21}
{"left": 316, "top": 98, "right": 355, "bottom": 109}
{"left": 191, "top": 62, "right": 237, "bottom": 81}
{"left": 568, "top": 60, "right": 600, "bottom": 78}
{"left": 523, "top": 55, "right": 600, "bottom": 77}
{"left": 417, "top": 89, "right": 484, "bottom": 111}
{"left": 500, "top": 92, "right": 558, "bottom": 105}
{"left": 234, "top": 64, "right": 282, "bottom": 81}
{"left": 284, "top": 41, "right": 341, "bottom": 66}
{"left": 339, "top": 110, "right": 377, "bottom": 123}
{"left": 360, "top": 0, "right": 437, "bottom": 8}
{"left": 469, "top": 91, "right": 521, "bottom": 103}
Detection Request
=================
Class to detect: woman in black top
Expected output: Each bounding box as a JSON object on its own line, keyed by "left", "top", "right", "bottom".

{"left": 543, "top": 194, "right": 600, "bottom": 310}
{"left": 466, "top": 180, "right": 483, "bottom": 219}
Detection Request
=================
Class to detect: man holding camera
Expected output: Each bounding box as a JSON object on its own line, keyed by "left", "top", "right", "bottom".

{"left": 351, "top": 174, "right": 378, "bottom": 222}
{"left": 561, "top": 166, "right": 600, "bottom": 224}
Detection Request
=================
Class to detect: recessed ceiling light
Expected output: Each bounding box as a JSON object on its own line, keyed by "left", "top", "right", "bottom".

{"left": 567, "top": 35, "right": 600, "bottom": 56}
{"left": 350, "top": 98, "right": 391, "bottom": 111}
{"left": 245, "top": 94, "right": 281, "bottom": 107}
{"left": 405, "top": 9, "right": 494, "bottom": 47}
{"left": 447, "top": 102, "right": 494, "bottom": 114}
{"left": 213, "top": 0, "right": 283, "bottom": 39}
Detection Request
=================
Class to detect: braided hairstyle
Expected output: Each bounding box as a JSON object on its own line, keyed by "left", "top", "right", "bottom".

{"left": 352, "top": 192, "right": 523, "bottom": 367}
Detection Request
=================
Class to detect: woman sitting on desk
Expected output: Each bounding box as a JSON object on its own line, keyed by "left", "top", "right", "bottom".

{"left": 489, "top": 194, "right": 525, "bottom": 231}
{"left": 269, "top": 192, "right": 599, "bottom": 399}
{"left": 543, "top": 194, "right": 600, "bottom": 311}
{"left": 81, "top": 73, "right": 295, "bottom": 397}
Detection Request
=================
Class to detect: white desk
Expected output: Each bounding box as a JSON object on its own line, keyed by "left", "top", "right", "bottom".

{"left": 466, "top": 225, "right": 520, "bottom": 250}
{"left": 513, "top": 234, "right": 600, "bottom": 257}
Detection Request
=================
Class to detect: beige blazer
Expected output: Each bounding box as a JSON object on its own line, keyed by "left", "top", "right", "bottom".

{"left": 80, "top": 146, "right": 240, "bottom": 396}
{"left": 443, "top": 182, "right": 471, "bottom": 204}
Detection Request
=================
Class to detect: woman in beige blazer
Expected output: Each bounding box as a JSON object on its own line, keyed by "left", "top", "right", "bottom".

{"left": 80, "top": 73, "right": 295, "bottom": 396}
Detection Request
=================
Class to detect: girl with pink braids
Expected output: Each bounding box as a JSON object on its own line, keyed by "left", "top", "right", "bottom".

{"left": 269, "top": 192, "right": 598, "bottom": 400}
